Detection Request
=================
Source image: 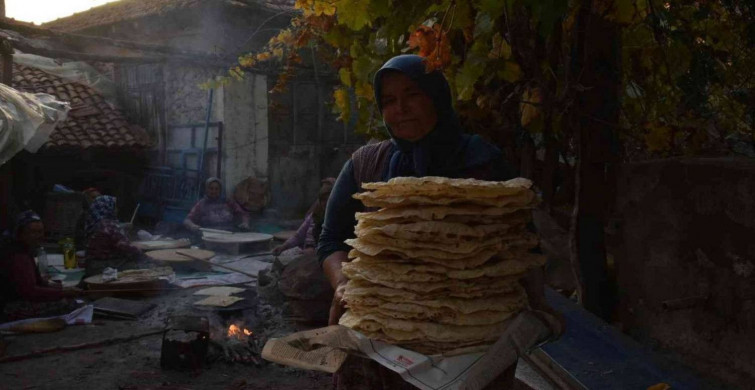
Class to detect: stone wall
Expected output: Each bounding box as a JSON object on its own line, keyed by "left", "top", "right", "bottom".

{"left": 221, "top": 74, "right": 269, "bottom": 192}
{"left": 164, "top": 65, "right": 222, "bottom": 126}
{"left": 610, "top": 157, "right": 755, "bottom": 388}
{"left": 162, "top": 66, "right": 267, "bottom": 194}
{"left": 267, "top": 77, "right": 365, "bottom": 217}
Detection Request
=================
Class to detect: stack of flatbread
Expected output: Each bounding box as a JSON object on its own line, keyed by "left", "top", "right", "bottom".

{"left": 339, "top": 176, "right": 544, "bottom": 355}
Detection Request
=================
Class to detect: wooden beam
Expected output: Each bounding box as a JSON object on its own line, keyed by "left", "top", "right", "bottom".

{"left": 0, "top": 38, "right": 11, "bottom": 85}
{"left": 0, "top": 18, "right": 223, "bottom": 60}
{"left": 7, "top": 36, "right": 225, "bottom": 66}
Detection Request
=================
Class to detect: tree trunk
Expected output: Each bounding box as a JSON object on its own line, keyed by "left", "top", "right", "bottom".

{"left": 569, "top": 1, "right": 621, "bottom": 320}
{"left": 520, "top": 133, "right": 536, "bottom": 180}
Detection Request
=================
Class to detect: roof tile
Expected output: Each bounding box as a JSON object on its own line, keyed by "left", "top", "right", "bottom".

{"left": 12, "top": 63, "right": 150, "bottom": 151}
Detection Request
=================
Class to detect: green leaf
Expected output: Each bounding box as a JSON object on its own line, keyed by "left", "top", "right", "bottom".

{"left": 470, "top": 39, "right": 490, "bottom": 58}
{"left": 369, "top": 0, "right": 392, "bottom": 18}
{"left": 351, "top": 50, "right": 382, "bottom": 83}
{"left": 339, "top": 68, "right": 353, "bottom": 87}
{"left": 456, "top": 59, "right": 485, "bottom": 101}
{"left": 425, "top": 0, "right": 451, "bottom": 14}
{"left": 336, "top": 0, "right": 372, "bottom": 31}
{"left": 529, "top": 0, "right": 567, "bottom": 37}
{"left": 323, "top": 25, "right": 353, "bottom": 49}
{"left": 613, "top": 0, "right": 647, "bottom": 25}
{"left": 498, "top": 61, "right": 522, "bottom": 82}
{"left": 478, "top": 0, "right": 506, "bottom": 20}
{"left": 490, "top": 33, "right": 512, "bottom": 60}
{"left": 451, "top": 1, "right": 474, "bottom": 30}
{"left": 473, "top": 11, "right": 494, "bottom": 39}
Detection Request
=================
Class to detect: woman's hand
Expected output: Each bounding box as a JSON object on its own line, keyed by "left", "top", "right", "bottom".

{"left": 522, "top": 268, "right": 565, "bottom": 338}
{"left": 328, "top": 281, "right": 348, "bottom": 326}
{"left": 271, "top": 245, "right": 286, "bottom": 256}
{"left": 323, "top": 251, "right": 350, "bottom": 325}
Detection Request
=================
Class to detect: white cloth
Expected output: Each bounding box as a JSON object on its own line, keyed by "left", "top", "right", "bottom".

{"left": 0, "top": 305, "right": 94, "bottom": 331}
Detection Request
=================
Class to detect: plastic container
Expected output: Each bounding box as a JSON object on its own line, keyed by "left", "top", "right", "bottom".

{"left": 76, "top": 250, "right": 86, "bottom": 268}
{"left": 59, "top": 238, "right": 77, "bottom": 269}
{"left": 37, "top": 247, "right": 49, "bottom": 277}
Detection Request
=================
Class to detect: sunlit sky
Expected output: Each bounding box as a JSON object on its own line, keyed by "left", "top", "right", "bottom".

{"left": 6, "top": 0, "right": 119, "bottom": 25}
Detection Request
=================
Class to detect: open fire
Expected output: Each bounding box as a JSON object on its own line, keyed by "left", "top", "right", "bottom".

{"left": 207, "top": 322, "right": 263, "bottom": 366}
{"left": 227, "top": 324, "right": 253, "bottom": 339}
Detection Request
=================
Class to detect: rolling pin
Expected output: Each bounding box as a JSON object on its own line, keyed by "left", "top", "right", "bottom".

{"left": 199, "top": 228, "right": 234, "bottom": 235}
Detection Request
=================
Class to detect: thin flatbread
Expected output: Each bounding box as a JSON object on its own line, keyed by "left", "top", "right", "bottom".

{"left": 346, "top": 238, "right": 504, "bottom": 259}
{"left": 193, "top": 296, "right": 245, "bottom": 307}
{"left": 354, "top": 190, "right": 537, "bottom": 208}
{"left": 360, "top": 177, "right": 533, "bottom": 198}
{"left": 348, "top": 305, "right": 521, "bottom": 326}
{"left": 347, "top": 248, "right": 500, "bottom": 270}
{"left": 355, "top": 221, "right": 520, "bottom": 241}
{"left": 193, "top": 286, "right": 246, "bottom": 296}
{"left": 354, "top": 233, "right": 505, "bottom": 254}
{"left": 343, "top": 279, "right": 520, "bottom": 300}
{"left": 355, "top": 204, "right": 530, "bottom": 221}
{"left": 339, "top": 310, "right": 510, "bottom": 343}
{"left": 342, "top": 272, "right": 524, "bottom": 294}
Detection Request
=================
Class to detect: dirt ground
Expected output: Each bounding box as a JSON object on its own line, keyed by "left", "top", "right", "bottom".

{"left": 0, "top": 283, "right": 333, "bottom": 390}
{"left": 0, "top": 249, "right": 548, "bottom": 390}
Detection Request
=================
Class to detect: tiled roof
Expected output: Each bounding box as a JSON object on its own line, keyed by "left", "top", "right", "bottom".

{"left": 42, "top": 0, "right": 295, "bottom": 32}
{"left": 12, "top": 63, "right": 150, "bottom": 150}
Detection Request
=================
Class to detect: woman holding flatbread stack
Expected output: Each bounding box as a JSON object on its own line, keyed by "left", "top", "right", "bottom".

{"left": 317, "top": 55, "right": 559, "bottom": 389}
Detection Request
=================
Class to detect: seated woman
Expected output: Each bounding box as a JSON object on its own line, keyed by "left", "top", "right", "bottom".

{"left": 272, "top": 178, "right": 336, "bottom": 256}
{"left": 0, "top": 211, "right": 80, "bottom": 321}
{"left": 183, "top": 177, "right": 250, "bottom": 233}
{"left": 84, "top": 195, "right": 143, "bottom": 277}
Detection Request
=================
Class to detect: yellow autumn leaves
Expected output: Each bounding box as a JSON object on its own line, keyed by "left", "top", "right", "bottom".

{"left": 294, "top": 0, "right": 336, "bottom": 17}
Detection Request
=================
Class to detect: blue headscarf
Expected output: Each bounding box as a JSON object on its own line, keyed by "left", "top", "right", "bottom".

{"left": 12, "top": 210, "right": 42, "bottom": 238}
{"left": 85, "top": 195, "right": 117, "bottom": 236}
{"left": 373, "top": 55, "right": 502, "bottom": 178}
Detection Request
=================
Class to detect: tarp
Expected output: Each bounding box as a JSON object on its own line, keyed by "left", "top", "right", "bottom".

{"left": 13, "top": 51, "right": 117, "bottom": 101}
{"left": 0, "top": 83, "right": 70, "bottom": 166}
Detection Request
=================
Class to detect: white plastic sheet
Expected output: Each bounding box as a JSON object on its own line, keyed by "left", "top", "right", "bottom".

{"left": 0, "top": 304, "right": 94, "bottom": 331}
{"left": 13, "top": 52, "right": 117, "bottom": 100}
{"left": 0, "top": 83, "right": 69, "bottom": 166}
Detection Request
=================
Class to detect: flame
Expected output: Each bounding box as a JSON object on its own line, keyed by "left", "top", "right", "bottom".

{"left": 227, "top": 324, "right": 253, "bottom": 339}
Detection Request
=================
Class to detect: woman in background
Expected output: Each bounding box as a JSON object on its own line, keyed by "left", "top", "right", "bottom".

{"left": 272, "top": 178, "right": 336, "bottom": 256}
{"left": 0, "top": 211, "right": 80, "bottom": 321}
{"left": 84, "top": 195, "right": 143, "bottom": 277}
{"left": 184, "top": 177, "right": 250, "bottom": 233}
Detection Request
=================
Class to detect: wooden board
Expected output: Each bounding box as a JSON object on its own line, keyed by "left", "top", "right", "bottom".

{"left": 540, "top": 288, "right": 706, "bottom": 389}
{"left": 202, "top": 232, "right": 272, "bottom": 244}
{"left": 133, "top": 239, "right": 190, "bottom": 251}
{"left": 84, "top": 267, "right": 174, "bottom": 285}
{"left": 133, "top": 239, "right": 191, "bottom": 251}
{"left": 84, "top": 267, "right": 174, "bottom": 293}
{"left": 92, "top": 297, "right": 156, "bottom": 320}
{"left": 145, "top": 249, "right": 214, "bottom": 263}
